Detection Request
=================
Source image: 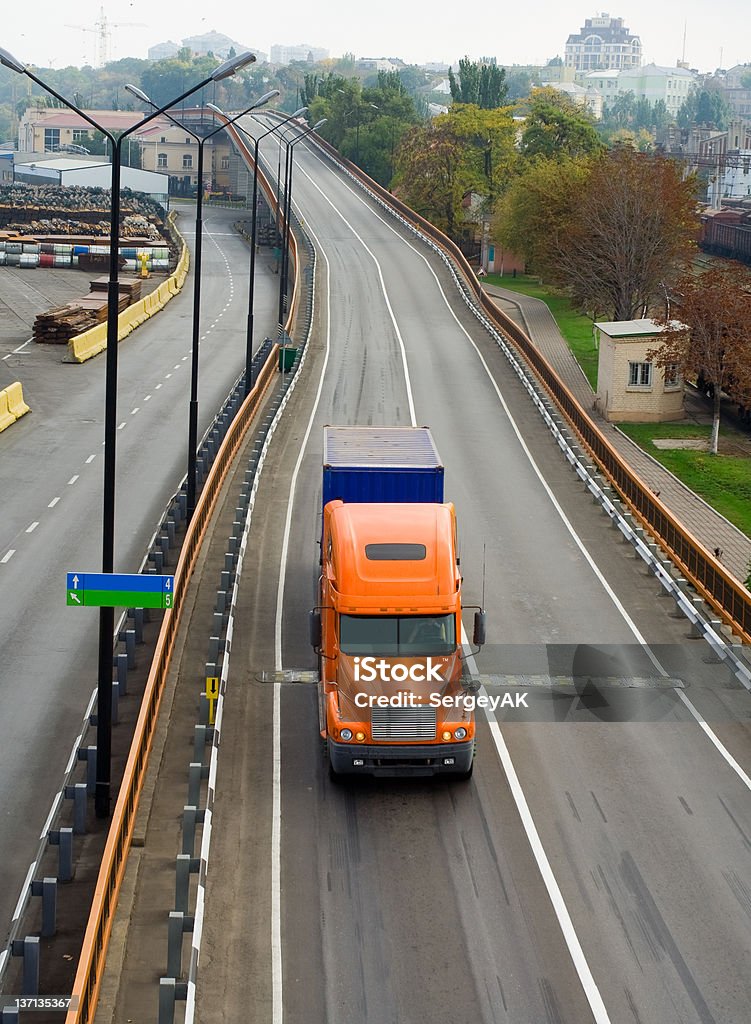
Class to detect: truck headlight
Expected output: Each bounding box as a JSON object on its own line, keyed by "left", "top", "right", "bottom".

{"left": 340, "top": 728, "right": 353, "bottom": 741}
{"left": 455, "top": 727, "right": 467, "bottom": 740}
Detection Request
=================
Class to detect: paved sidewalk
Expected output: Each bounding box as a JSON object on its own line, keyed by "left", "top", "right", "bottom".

{"left": 485, "top": 284, "right": 751, "bottom": 585}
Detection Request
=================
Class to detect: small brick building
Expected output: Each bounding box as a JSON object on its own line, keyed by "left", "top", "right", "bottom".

{"left": 595, "top": 319, "right": 685, "bottom": 422}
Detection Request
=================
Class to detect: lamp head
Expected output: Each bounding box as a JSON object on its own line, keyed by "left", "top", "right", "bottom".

{"left": 211, "top": 51, "right": 256, "bottom": 81}
{"left": 0, "top": 46, "right": 25, "bottom": 74}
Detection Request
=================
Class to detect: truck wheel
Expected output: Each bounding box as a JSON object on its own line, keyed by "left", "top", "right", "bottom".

{"left": 328, "top": 758, "right": 343, "bottom": 783}
{"left": 453, "top": 762, "right": 474, "bottom": 782}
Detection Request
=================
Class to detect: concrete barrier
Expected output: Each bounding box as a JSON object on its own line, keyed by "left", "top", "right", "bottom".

{"left": 0, "top": 381, "right": 31, "bottom": 432}
{"left": 6, "top": 381, "right": 30, "bottom": 419}
{"left": 66, "top": 211, "right": 189, "bottom": 364}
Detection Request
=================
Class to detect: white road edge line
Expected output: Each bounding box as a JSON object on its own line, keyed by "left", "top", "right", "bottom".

{"left": 272, "top": 220, "right": 331, "bottom": 1024}
{"left": 675, "top": 689, "right": 751, "bottom": 791}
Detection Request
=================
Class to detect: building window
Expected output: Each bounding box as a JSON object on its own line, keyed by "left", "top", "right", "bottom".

{"left": 160, "top": 136, "right": 167, "bottom": 143}
{"left": 182, "top": 154, "right": 193, "bottom": 169}
{"left": 221, "top": 156, "right": 229, "bottom": 170}
{"left": 72, "top": 129, "right": 89, "bottom": 143}
{"left": 157, "top": 152, "right": 168, "bottom": 168}
{"left": 628, "top": 361, "right": 653, "bottom": 387}
{"left": 663, "top": 364, "right": 681, "bottom": 390}
{"left": 44, "top": 127, "right": 60, "bottom": 150}
{"left": 185, "top": 137, "right": 192, "bottom": 145}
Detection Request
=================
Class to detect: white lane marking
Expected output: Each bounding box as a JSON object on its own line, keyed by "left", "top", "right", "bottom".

{"left": 155, "top": 383, "right": 163, "bottom": 390}
{"left": 461, "top": 628, "right": 612, "bottom": 1022}
{"left": 11, "top": 339, "right": 33, "bottom": 355}
{"left": 313, "top": 162, "right": 667, "bottom": 674}
{"left": 144, "top": 394, "right": 152, "bottom": 402}
{"left": 676, "top": 690, "right": 751, "bottom": 792}
{"left": 165, "top": 373, "right": 172, "bottom": 379}
{"left": 85, "top": 454, "right": 96, "bottom": 464}
{"left": 272, "top": 219, "right": 332, "bottom": 1024}
{"left": 13, "top": 863, "right": 36, "bottom": 920}
{"left": 181, "top": 355, "right": 188, "bottom": 361}
{"left": 291, "top": 159, "right": 416, "bottom": 427}
{"left": 48, "top": 496, "right": 61, "bottom": 508}
{"left": 173, "top": 364, "right": 181, "bottom": 370}
{"left": 131, "top": 407, "right": 139, "bottom": 416}
{"left": 299, "top": 154, "right": 617, "bottom": 1019}
{"left": 26, "top": 521, "right": 39, "bottom": 534}
{"left": 1, "top": 550, "right": 15, "bottom": 563}
{"left": 118, "top": 422, "right": 126, "bottom": 430}
{"left": 68, "top": 475, "right": 79, "bottom": 485}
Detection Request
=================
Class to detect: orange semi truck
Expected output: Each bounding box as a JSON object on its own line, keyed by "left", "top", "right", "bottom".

{"left": 310, "top": 426, "right": 486, "bottom": 779}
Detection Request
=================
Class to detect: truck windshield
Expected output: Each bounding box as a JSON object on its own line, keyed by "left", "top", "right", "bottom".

{"left": 339, "top": 614, "right": 456, "bottom": 656}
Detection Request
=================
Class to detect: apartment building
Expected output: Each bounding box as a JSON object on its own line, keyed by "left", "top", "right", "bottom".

{"left": 565, "top": 13, "right": 642, "bottom": 73}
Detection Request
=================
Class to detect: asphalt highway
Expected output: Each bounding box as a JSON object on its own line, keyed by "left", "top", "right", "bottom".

{"left": 0, "top": 205, "right": 280, "bottom": 947}
{"left": 195, "top": 136, "right": 751, "bottom": 1024}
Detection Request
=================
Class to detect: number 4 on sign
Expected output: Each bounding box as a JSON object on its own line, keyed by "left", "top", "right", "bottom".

{"left": 206, "top": 677, "right": 219, "bottom": 724}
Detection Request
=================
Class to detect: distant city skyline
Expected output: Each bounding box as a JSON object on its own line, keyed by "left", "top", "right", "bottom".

{"left": 3, "top": 1, "right": 749, "bottom": 75}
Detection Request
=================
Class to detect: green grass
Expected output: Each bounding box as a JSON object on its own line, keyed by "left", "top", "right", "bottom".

{"left": 484, "top": 273, "right": 599, "bottom": 390}
{"left": 617, "top": 422, "right": 751, "bottom": 538}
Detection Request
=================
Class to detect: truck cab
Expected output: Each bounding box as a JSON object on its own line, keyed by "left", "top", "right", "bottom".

{"left": 315, "top": 499, "right": 475, "bottom": 778}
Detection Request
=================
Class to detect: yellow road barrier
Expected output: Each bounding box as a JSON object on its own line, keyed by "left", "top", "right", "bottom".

{"left": 0, "top": 381, "right": 30, "bottom": 432}
{"left": 66, "top": 211, "right": 189, "bottom": 364}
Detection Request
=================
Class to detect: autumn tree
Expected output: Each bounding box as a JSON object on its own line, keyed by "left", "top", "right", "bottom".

{"left": 492, "top": 155, "right": 593, "bottom": 278}
{"left": 649, "top": 265, "right": 751, "bottom": 454}
{"left": 520, "top": 88, "right": 604, "bottom": 160}
{"left": 557, "top": 148, "right": 698, "bottom": 320}
{"left": 395, "top": 105, "right": 516, "bottom": 235}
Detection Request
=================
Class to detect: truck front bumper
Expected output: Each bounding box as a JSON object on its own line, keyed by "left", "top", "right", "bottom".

{"left": 328, "top": 738, "right": 474, "bottom": 777}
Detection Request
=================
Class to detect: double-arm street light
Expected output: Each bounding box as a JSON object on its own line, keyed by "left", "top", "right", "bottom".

{"left": 209, "top": 105, "right": 308, "bottom": 396}
{"left": 126, "top": 88, "right": 279, "bottom": 521}
{"left": 0, "top": 44, "right": 255, "bottom": 818}
{"left": 278, "top": 119, "right": 326, "bottom": 342}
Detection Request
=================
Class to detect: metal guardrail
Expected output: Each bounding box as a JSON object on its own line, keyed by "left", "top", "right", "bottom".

{"left": 63, "top": 118, "right": 311, "bottom": 1024}
{"left": 307, "top": 133, "right": 751, "bottom": 644}
{"left": 63, "top": 348, "right": 280, "bottom": 1024}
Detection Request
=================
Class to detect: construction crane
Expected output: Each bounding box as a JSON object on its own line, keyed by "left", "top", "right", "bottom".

{"left": 65, "top": 6, "right": 146, "bottom": 67}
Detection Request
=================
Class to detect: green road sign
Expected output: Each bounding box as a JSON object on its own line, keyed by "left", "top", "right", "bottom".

{"left": 66, "top": 572, "right": 174, "bottom": 609}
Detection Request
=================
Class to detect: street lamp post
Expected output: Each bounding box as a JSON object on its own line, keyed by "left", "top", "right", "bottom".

{"left": 127, "top": 89, "right": 279, "bottom": 521}
{"left": 213, "top": 106, "right": 308, "bottom": 396}
{"left": 0, "top": 45, "right": 256, "bottom": 818}
{"left": 277, "top": 119, "right": 326, "bottom": 346}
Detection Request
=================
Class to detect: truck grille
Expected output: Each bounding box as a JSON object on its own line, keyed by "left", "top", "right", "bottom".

{"left": 370, "top": 706, "right": 437, "bottom": 741}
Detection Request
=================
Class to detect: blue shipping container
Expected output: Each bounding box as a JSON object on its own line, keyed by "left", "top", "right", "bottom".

{"left": 322, "top": 426, "right": 444, "bottom": 514}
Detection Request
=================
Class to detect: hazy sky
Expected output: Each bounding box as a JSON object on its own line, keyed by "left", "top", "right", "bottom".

{"left": 4, "top": 1, "right": 749, "bottom": 74}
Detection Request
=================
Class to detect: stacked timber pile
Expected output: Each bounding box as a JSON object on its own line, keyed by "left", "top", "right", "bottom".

{"left": 0, "top": 184, "right": 166, "bottom": 238}
{"left": 33, "top": 277, "right": 142, "bottom": 344}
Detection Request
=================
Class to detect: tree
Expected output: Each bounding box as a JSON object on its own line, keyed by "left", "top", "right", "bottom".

{"left": 395, "top": 106, "right": 516, "bottom": 235}
{"left": 449, "top": 58, "right": 507, "bottom": 109}
{"left": 556, "top": 148, "right": 699, "bottom": 320}
{"left": 650, "top": 265, "right": 751, "bottom": 454}
{"left": 678, "top": 88, "right": 730, "bottom": 130}
{"left": 492, "top": 155, "right": 592, "bottom": 277}
{"left": 520, "top": 88, "right": 604, "bottom": 159}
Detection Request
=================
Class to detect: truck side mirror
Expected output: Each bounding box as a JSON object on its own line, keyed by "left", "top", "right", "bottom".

{"left": 309, "top": 609, "right": 322, "bottom": 649}
{"left": 472, "top": 610, "right": 486, "bottom": 648}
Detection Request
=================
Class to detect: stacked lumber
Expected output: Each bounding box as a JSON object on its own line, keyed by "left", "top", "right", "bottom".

{"left": 33, "top": 277, "right": 141, "bottom": 344}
